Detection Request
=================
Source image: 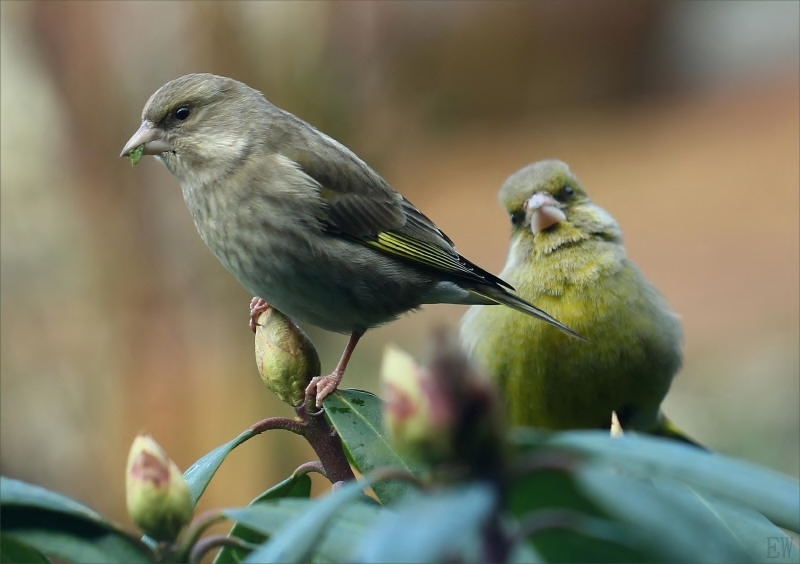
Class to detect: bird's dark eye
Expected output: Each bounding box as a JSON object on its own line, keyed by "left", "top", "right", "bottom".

{"left": 556, "top": 185, "right": 574, "bottom": 202}
{"left": 510, "top": 210, "right": 525, "bottom": 226}
{"left": 173, "top": 106, "right": 191, "bottom": 121}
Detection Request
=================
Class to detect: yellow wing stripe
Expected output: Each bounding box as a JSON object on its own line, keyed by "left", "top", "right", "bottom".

{"left": 365, "top": 232, "right": 474, "bottom": 277}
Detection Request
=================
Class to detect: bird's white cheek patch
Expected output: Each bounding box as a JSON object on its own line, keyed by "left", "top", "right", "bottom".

{"left": 205, "top": 130, "right": 248, "bottom": 160}
{"left": 176, "top": 130, "right": 249, "bottom": 186}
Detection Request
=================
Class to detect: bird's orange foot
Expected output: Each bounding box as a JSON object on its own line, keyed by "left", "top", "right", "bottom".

{"left": 305, "top": 372, "right": 344, "bottom": 409}
{"left": 249, "top": 297, "right": 271, "bottom": 332}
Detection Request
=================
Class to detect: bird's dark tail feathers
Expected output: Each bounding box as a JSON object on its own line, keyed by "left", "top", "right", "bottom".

{"left": 470, "top": 286, "right": 585, "bottom": 340}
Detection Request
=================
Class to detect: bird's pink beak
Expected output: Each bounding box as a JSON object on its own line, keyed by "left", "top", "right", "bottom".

{"left": 525, "top": 192, "right": 566, "bottom": 234}
{"left": 120, "top": 121, "right": 171, "bottom": 157}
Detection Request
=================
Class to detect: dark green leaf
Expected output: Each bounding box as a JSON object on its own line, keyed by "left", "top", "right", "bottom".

{"left": 239, "top": 474, "right": 379, "bottom": 563}
{"left": 1, "top": 477, "right": 105, "bottom": 521}
{"left": 224, "top": 499, "right": 382, "bottom": 562}
{"left": 1, "top": 477, "right": 151, "bottom": 564}
{"left": 509, "top": 541, "right": 544, "bottom": 564}
{"left": 507, "top": 458, "right": 602, "bottom": 518}
{"left": 536, "top": 431, "right": 800, "bottom": 532}
{"left": 214, "top": 473, "right": 312, "bottom": 564}
{"left": 650, "top": 482, "right": 797, "bottom": 563}
{"left": 353, "top": 483, "right": 495, "bottom": 563}
{"left": 323, "top": 389, "right": 423, "bottom": 505}
{"left": 578, "top": 462, "right": 760, "bottom": 562}
{"left": 506, "top": 458, "right": 647, "bottom": 562}
{"left": 0, "top": 534, "right": 51, "bottom": 563}
{"left": 2, "top": 529, "right": 151, "bottom": 564}
{"left": 183, "top": 428, "right": 257, "bottom": 505}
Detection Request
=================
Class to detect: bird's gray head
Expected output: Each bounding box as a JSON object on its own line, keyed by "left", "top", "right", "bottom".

{"left": 120, "top": 73, "right": 267, "bottom": 184}
{"left": 498, "top": 159, "right": 622, "bottom": 243}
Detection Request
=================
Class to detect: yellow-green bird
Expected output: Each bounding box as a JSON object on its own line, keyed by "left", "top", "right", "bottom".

{"left": 460, "top": 160, "right": 700, "bottom": 446}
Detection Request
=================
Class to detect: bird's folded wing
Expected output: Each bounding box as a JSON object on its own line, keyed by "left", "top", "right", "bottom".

{"left": 289, "top": 143, "right": 512, "bottom": 290}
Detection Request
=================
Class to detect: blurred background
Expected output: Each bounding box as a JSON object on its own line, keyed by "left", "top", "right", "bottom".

{"left": 1, "top": 1, "right": 798, "bottom": 528}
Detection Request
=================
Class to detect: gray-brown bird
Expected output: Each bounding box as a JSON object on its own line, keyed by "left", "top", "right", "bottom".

{"left": 121, "top": 73, "right": 578, "bottom": 407}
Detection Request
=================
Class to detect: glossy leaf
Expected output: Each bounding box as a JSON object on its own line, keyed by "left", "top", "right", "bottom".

{"left": 538, "top": 431, "right": 800, "bottom": 532}
{"left": 353, "top": 483, "right": 495, "bottom": 563}
{"left": 214, "top": 473, "right": 312, "bottom": 564}
{"left": 1, "top": 477, "right": 105, "bottom": 521}
{"left": 0, "top": 534, "right": 51, "bottom": 564}
{"left": 324, "top": 389, "right": 423, "bottom": 504}
{"left": 577, "top": 463, "right": 758, "bottom": 562}
{"left": 224, "top": 499, "right": 382, "bottom": 562}
{"left": 506, "top": 459, "right": 647, "bottom": 562}
{"left": 183, "top": 428, "right": 256, "bottom": 505}
{"left": 1, "top": 478, "right": 151, "bottom": 564}
{"left": 240, "top": 474, "right": 379, "bottom": 563}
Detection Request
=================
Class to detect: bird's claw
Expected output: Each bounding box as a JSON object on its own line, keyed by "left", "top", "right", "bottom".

{"left": 305, "top": 373, "right": 343, "bottom": 409}
{"left": 249, "top": 297, "right": 271, "bottom": 332}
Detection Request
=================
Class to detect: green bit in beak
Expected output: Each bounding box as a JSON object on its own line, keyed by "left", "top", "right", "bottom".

{"left": 128, "top": 144, "right": 145, "bottom": 166}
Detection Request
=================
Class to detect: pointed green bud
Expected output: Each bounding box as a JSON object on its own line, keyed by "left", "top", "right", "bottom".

{"left": 381, "top": 345, "right": 455, "bottom": 463}
{"left": 382, "top": 329, "right": 505, "bottom": 476}
{"left": 254, "top": 306, "right": 320, "bottom": 406}
{"left": 126, "top": 434, "right": 192, "bottom": 542}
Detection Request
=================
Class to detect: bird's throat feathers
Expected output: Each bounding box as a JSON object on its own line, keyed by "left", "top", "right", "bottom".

{"left": 165, "top": 127, "right": 251, "bottom": 188}
{"left": 504, "top": 223, "right": 627, "bottom": 295}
